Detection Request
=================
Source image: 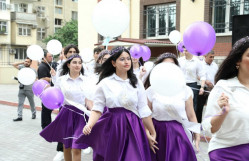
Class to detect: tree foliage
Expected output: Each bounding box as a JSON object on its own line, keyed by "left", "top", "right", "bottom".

{"left": 43, "top": 20, "right": 78, "bottom": 47}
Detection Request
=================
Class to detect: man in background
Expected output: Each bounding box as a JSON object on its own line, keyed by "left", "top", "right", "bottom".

{"left": 12, "top": 57, "right": 36, "bottom": 121}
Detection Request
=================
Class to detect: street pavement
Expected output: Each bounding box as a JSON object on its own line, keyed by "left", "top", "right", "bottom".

{"left": 0, "top": 84, "right": 210, "bottom": 161}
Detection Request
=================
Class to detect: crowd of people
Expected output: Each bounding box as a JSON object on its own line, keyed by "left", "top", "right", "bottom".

{"left": 12, "top": 36, "right": 249, "bottom": 161}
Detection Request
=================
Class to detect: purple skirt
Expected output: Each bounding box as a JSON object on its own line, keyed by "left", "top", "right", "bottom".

{"left": 209, "top": 143, "right": 249, "bottom": 161}
{"left": 76, "top": 107, "right": 151, "bottom": 161}
{"left": 151, "top": 119, "right": 197, "bottom": 161}
{"left": 40, "top": 105, "right": 88, "bottom": 149}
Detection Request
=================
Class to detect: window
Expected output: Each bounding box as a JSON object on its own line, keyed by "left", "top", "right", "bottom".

{"left": 37, "top": 6, "right": 45, "bottom": 17}
{"left": 211, "top": 0, "right": 249, "bottom": 33}
{"left": 0, "top": 0, "right": 6, "bottom": 10}
{"left": 55, "top": 27, "right": 61, "bottom": 33}
{"left": 72, "top": 11, "right": 78, "bottom": 20}
{"left": 55, "top": 18, "right": 62, "bottom": 25}
{"left": 18, "top": 24, "right": 31, "bottom": 36}
{"left": 14, "top": 48, "right": 27, "bottom": 60}
{"left": 55, "top": 7, "right": 62, "bottom": 14}
{"left": 37, "top": 28, "right": 45, "bottom": 40}
{"left": 0, "top": 21, "right": 7, "bottom": 34}
{"left": 55, "top": 0, "right": 62, "bottom": 5}
{"left": 15, "top": 3, "right": 28, "bottom": 13}
{"left": 144, "top": 3, "right": 176, "bottom": 38}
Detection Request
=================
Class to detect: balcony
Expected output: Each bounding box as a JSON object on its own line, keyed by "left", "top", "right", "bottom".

{"left": 11, "top": 12, "right": 37, "bottom": 25}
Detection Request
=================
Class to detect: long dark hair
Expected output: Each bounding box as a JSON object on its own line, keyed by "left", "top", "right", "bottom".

{"left": 98, "top": 46, "right": 138, "bottom": 88}
{"left": 215, "top": 36, "right": 249, "bottom": 83}
{"left": 60, "top": 54, "right": 84, "bottom": 76}
{"left": 144, "top": 52, "right": 179, "bottom": 89}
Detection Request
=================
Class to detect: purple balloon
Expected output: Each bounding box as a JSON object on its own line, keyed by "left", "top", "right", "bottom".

{"left": 130, "top": 45, "right": 142, "bottom": 59}
{"left": 177, "top": 41, "right": 184, "bottom": 53}
{"left": 183, "top": 21, "right": 216, "bottom": 56}
{"left": 32, "top": 80, "right": 49, "bottom": 97}
{"left": 41, "top": 87, "right": 64, "bottom": 110}
{"left": 141, "top": 46, "right": 151, "bottom": 61}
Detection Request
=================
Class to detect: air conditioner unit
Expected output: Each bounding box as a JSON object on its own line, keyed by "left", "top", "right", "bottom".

{"left": 9, "top": 49, "right": 16, "bottom": 55}
{"left": 6, "top": 4, "right": 11, "bottom": 10}
{"left": 32, "top": 24, "right": 37, "bottom": 29}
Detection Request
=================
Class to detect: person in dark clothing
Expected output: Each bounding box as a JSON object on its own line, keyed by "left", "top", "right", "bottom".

{"left": 37, "top": 51, "right": 64, "bottom": 161}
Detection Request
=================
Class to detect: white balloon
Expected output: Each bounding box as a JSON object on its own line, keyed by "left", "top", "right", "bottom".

{"left": 169, "top": 30, "right": 181, "bottom": 44}
{"left": 47, "top": 39, "right": 62, "bottom": 55}
{"left": 144, "top": 61, "right": 154, "bottom": 73}
{"left": 150, "top": 63, "right": 186, "bottom": 97}
{"left": 92, "top": 0, "right": 130, "bottom": 38}
{"left": 27, "top": 45, "right": 44, "bottom": 61}
{"left": 18, "top": 68, "right": 36, "bottom": 85}
{"left": 80, "top": 48, "right": 93, "bottom": 63}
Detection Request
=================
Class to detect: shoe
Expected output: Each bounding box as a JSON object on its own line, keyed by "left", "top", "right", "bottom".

{"left": 82, "top": 147, "right": 92, "bottom": 154}
{"left": 53, "top": 151, "right": 64, "bottom": 161}
{"left": 13, "top": 117, "right": 22, "bottom": 121}
{"left": 32, "top": 115, "right": 36, "bottom": 119}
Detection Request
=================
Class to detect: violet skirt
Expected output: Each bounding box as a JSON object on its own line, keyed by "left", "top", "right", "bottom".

{"left": 40, "top": 105, "right": 88, "bottom": 149}
{"left": 151, "top": 119, "right": 197, "bottom": 161}
{"left": 209, "top": 143, "right": 249, "bottom": 161}
{"left": 76, "top": 107, "right": 151, "bottom": 161}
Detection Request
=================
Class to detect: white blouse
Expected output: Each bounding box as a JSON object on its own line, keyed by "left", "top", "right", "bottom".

{"left": 84, "top": 73, "right": 99, "bottom": 101}
{"left": 92, "top": 73, "right": 152, "bottom": 118}
{"left": 146, "top": 86, "right": 193, "bottom": 121}
{"left": 202, "top": 77, "right": 249, "bottom": 152}
{"left": 55, "top": 74, "right": 90, "bottom": 115}
{"left": 178, "top": 56, "right": 206, "bottom": 83}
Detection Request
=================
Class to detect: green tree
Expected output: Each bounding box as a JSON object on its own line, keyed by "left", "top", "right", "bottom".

{"left": 43, "top": 20, "right": 78, "bottom": 47}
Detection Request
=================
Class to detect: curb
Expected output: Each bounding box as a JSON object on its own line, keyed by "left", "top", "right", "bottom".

{"left": 0, "top": 100, "right": 59, "bottom": 114}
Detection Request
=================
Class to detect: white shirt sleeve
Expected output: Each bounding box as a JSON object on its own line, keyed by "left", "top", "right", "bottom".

{"left": 185, "top": 86, "right": 193, "bottom": 101}
{"left": 201, "top": 82, "right": 223, "bottom": 133}
{"left": 197, "top": 59, "right": 206, "bottom": 81}
{"left": 92, "top": 82, "right": 106, "bottom": 113}
{"left": 137, "top": 80, "right": 152, "bottom": 118}
{"left": 146, "top": 87, "right": 153, "bottom": 102}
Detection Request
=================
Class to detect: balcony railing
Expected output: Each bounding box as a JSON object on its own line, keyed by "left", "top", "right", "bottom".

{"left": 11, "top": 12, "right": 37, "bottom": 25}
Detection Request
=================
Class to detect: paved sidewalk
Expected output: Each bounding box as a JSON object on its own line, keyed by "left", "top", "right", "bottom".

{"left": 0, "top": 84, "right": 210, "bottom": 161}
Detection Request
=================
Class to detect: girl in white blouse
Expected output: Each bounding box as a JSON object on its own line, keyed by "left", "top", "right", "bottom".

{"left": 76, "top": 46, "right": 157, "bottom": 161}
{"left": 40, "top": 54, "right": 90, "bottom": 161}
{"left": 144, "top": 53, "right": 200, "bottom": 161}
{"left": 202, "top": 36, "right": 249, "bottom": 161}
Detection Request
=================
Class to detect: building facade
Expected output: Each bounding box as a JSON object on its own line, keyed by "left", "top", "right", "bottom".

{"left": 0, "top": 0, "right": 78, "bottom": 84}
{"left": 78, "top": 0, "right": 248, "bottom": 64}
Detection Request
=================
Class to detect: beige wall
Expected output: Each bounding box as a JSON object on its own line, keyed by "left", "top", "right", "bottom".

{"left": 180, "top": 0, "right": 205, "bottom": 35}
{"left": 78, "top": 0, "right": 140, "bottom": 50}
{"left": 0, "top": 66, "right": 19, "bottom": 84}
{"left": 10, "top": 23, "right": 37, "bottom": 45}
{"left": 78, "top": 0, "right": 98, "bottom": 50}
{"left": 122, "top": 0, "right": 140, "bottom": 39}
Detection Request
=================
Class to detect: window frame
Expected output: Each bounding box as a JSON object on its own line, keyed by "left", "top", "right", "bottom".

{"left": 37, "top": 28, "right": 46, "bottom": 40}
{"left": 144, "top": 3, "right": 176, "bottom": 39}
{"left": 18, "top": 24, "right": 31, "bottom": 36}
{"left": 211, "top": 0, "right": 249, "bottom": 35}
{"left": 14, "top": 48, "right": 27, "bottom": 60}
{"left": 0, "top": 21, "right": 7, "bottom": 34}
{"left": 0, "top": 0, "right": 7, "bottom": 10}
{"left": 72, "top": 11, "right": 78, "bottom": 20}
{"left": 55, "top": 7, "right": 62, "bottom": 14}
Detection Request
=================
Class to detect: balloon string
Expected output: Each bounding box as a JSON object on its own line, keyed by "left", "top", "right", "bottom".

{"left": 190, "top": 87, "right": 211, "bottom": 93}
{"left": 43, "top": 57, "right": 53, "bottom": 69}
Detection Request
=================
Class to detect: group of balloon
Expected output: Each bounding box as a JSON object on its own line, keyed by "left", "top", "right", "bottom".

{"left": 16, "top": 0, "right": 216, "bottom": 110}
